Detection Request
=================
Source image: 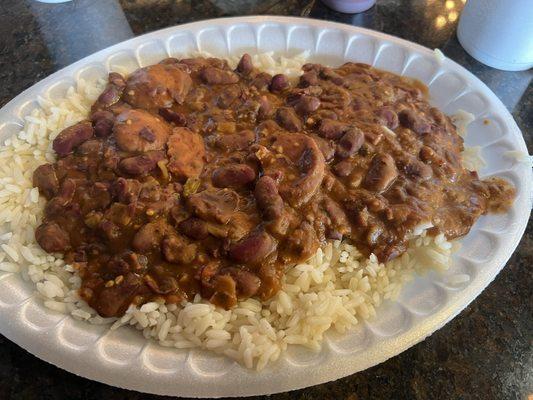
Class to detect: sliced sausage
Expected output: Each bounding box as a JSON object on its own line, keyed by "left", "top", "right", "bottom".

{"left": 113, "top": 109, "right": 171, "bottom": 152}
{"left": 212, "top": 164, "right": 256, "bottom": 189}
{"left": 257, "top": 132, "right": 325, "bottom": 207}
{"left": 124, "top": 63, "right": 192, "bottom": 109}
{"left": 310, "top": 134, "right": 335, "bottom": 161}
{"left": 53, "top": 121, "right": 94, "bottom": 156}
{"left": 167, "top": 127, "right": 206, "bottom": 181}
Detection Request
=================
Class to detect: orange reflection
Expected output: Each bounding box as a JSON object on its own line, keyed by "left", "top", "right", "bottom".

{"left": 435, "top": 15, "right": 447, "bottom": 28}
{"left": 445, "top": 0, "right": 455, "bottom": 9}
{"left": 448, "top": 11, "right": 458, "bottom": 21}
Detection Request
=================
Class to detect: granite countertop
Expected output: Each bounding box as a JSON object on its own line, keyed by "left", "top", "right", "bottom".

{"left": 0, "top": 1, "right": 531, "bottom": 399}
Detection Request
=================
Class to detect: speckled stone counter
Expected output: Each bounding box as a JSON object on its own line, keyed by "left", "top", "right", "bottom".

{"left": 0, "top": 1, "right": 531, "bottom": 399}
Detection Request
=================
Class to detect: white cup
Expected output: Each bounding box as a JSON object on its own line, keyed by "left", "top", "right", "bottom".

{"left": 321, "top": 0, "right": 376, "bottom": 14}
{"left": 457, "top": 0, "right": 533, "bottom": 71}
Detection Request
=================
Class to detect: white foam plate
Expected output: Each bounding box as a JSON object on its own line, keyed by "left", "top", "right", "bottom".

{"left": 0, "top": 16, "right": 530, "bottom": 398}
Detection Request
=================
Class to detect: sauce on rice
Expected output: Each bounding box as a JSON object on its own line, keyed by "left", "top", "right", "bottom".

{"left": 31, "top": 55, "right": 515, "bottom": 317}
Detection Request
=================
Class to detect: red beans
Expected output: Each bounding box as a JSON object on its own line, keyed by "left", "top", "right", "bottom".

{"left": 294, "top": 95, "right": 321, "bottom": 115}
{"left": 299, "top": 71, "right": 319, "bottom": 87}
{"left": 228, "top": 230, "right": 276, "bottom": 264}
{"left": 254, "top": 176, "right": 284, "bottom": 220}
{"left": 318, "top": 119, "right": 349, "bottom": 139}
{"left": 52, "top": 121, "right": 94, "bottom": 156}
{"left": 119, "top": 151, "right": 165, "bottom": 175}
{"left": 269, "top": 74, "right": 289, "bottom": 93}
{"left": 398, "top": 109, "right": 431, "bottom": 134}
{"left": 364, "top": 153, "right": 399, "bottom": 192}
{"left": 200, "top": 67, "right": 239, "bottom": 85}
{"left": 336, "top": 128, "right": 364, "bottom": 158}
{"left": 158, "top": 108, "right": 187, "bottom": 126}
{"left": 376, "top": 107, "right": 399, "bottom": 130}
{"left": 236, "top": 53, "right": 253, "bottom": 75}
{"left": 91, "top": 111, "right": 114, "bottom": 137}
{"left": 275, "top": 107, "right": 302, "bottom": 132}
{"left": 212, "top": 164, "right": 256, "bottom": 189}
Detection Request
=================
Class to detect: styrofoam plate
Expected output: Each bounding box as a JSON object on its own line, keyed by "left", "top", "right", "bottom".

{"left": 0, "top": 16, "right": 530, "bottom": 397}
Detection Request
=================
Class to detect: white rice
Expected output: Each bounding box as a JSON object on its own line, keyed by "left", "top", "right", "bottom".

{"left": 452, "top": 109, "right": 475, "bottom": 137}
{"left": 433, "top": 48, "right": 446, "bottom": 64}
{"left": 0, "top": 52, "right": 471, "bottom": 370}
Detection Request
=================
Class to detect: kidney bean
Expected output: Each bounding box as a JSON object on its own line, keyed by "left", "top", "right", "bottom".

{"left": 236, "top": 53, "right": 253, "bottom": 75}
{"left": 276, "top": 107, "right": 302, "bottom": 132}
{"left": 254, "top": 176, "right": 284, "bottom": 220}
{"left": 398, "top": 109, "right": 431, "bottom": 134}
{"left": 228, "top": 230, "right": 276, "bottom": 264}
{"left": 294, "top": 95, "right": 321, "bottom": 115}
{"left": 212, "top": 164, "right": 256, "bottom": 189}
{"left": 336, "top": 128, "right": 364, "bottom": 158}
{"left": 364, "top": 153, "right": 399, "bottom": 192}
{"left": 92, "top": 111, "right": 114, "bottom": 137}
{"left": 299, "top": 71, "right": 319, "bottom": 87}
{"left": 376, "top": 107, "right": 399, "bottom": 130}
{"left": 178, "top": 218, "right": 209, "bottom": 240}
{"left": 119, "top": 151, "right": 164, "bottom": 175}
{"left": 158, "top": 108, "right": 187, "bottom": 126}
{"left": 269, "top": 74, "right": 289, "bottom": 93}
{"left": 53, "top": 121, "right": 94, "bottom": 156}
{"left": 318, "top": 118, "right": 349, "bottom": 139}
{"left": 200, "top": 67, "right": 239, "bottom": 85}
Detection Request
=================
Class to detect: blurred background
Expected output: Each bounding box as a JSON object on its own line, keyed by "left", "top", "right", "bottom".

{"left": 0, "top": 1, "right": 531, "bottom": 399}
